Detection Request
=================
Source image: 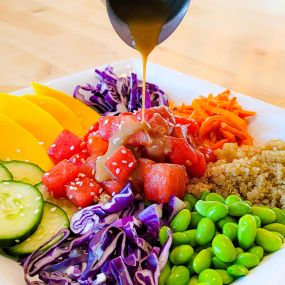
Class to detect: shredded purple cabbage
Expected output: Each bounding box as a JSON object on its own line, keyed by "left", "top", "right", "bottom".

{"left": 23, "top": 183, "right": 185, "bottom": 285}
{"left": 73, "top": 66, "right": 168, "bottom": 115}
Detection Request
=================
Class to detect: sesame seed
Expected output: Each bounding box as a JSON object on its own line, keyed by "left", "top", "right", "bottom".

{"left": 76, "top": 181, "right": 81, "bottom": 185}
{"left": 70, "top": 181, "right": 75, "bottom": 186}
{"left": 81, "top": 158, "right": 85, "bottom": 163}
{"left": 90, "top": 183, "right": 94, "bottom": 187}
{"left": 115, "top": 168, "right": 121, "bottom": 175}
{"left": 112, "top": 192, "right": 115, "bottom": 196}
{"left": 121, "top": 149, "right": 127, "bottom": 154}
{"left": 122, "top": 160, "right": 127, "bottom": 164}
{"left": 88, "top": 138, "right": 93, "bottom": 144}
{"left": 70, "top": 145, "right": 75, "bottom": 151}
{"left": 78, "top": 207, "right": 82, "bottom": 210}
{"left": 16, "top": 148, "right": 21, "bottom": 154}
{"left": 38, "top": 141, "right": 45, "bottom": 145}
{"left": 99, "top": 188, "right": 103, "bottom": 194}
{"left": 104, "top": 119, "right": 109, "bottom": 124}
{"left": 34, "top": 209, "right": 40, "bottom": 215}
{"left": 76, "top": 154, "right": 80, "bottom": 158}
{"left": 69, "top": 186, "right": 74, "bottom": 190}
{"left": 51, "top": 144, "right": 56, "bottom": 148}
{"left": 75, "top": 178, "right": 80, "bottom": 182}
{"left": 50, "top": 207, "right": 57, "bottom": 212}
{"left": 128, "top": 162, "right": 134, "bottom": 168}
{"left": 97, "top": 156, "right": 102, "bottom": 160}
{"left": 73, "top": 187, "right": 78, "bottom": 190}
{"left": 69, "top": 195, "right": 73, "bottom": 199}
{"left": 25, "top": 160, "right": 30, "bottom": 162}
{"left": 50, "top": 230, "right": 54, "bottom": 234}
{"left": 90, "top": 192, "right": 95, "bottom": 196}
{"left": 82, "top": 149, "right": 87, "bottom": 153}
{"left": 71, "top": 158, "right": 76, "bottom": 163}
{"left": 15, "top": 240, "right": 20, "bottom": 243}
{"left": 112, "top": 162, "right": 118, "bottom": 166}
{"left": 92, "top": 169, "right": 95, "bottom": 176}
{"left": 36, "top": 197, "right": 41, "bottom": 201}
{"left": 78, "top": 173, "right": 85, "bottom": 178}
{"left": 44, "top": 172, "right": 50, "bottom": 176}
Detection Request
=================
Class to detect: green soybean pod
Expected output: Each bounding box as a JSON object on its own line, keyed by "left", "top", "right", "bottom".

{"left": 171, "top": 209, "right": 192, "bottom": 232}
{"left": 166, "top": 266, "right": 190, "bottom": 285}
{"left": 200, "top": 191, "right": 210, "bottom": 200}
{"left": 227, "top": 265, "right": 248, "bottom": 277}
{"left": 225, "top": 195, "right": 242, "bottom": 206}
{"left": 170, "top": 245, "right": 195, "bottom": 265}
{"left": 159, "top": 226, "right": 171, "bottom": 246}
{"left": 223, "top": 222, "right": 238, "bottom": 241}
{"left": 217, "top": 216, "right": 236, "bottom": 229}
{"left": 272, "top": 208, "right": 285, "bottom": 225}
{"left": 205, "top": 193, "right": 225, "bottom": 203}
{"left": 159, "top": 262, "right": 171, "bottom": 285}
{"left": 198, "top": 269, "right": 223, "bottom": 285}
{"left": 196, "top": 218, "right": 216, "bottom": 245}
{"left": 253, "top": 215, "right": 261, "bottom": 228}
{"left": 216, "top": 269, "right": 234, "bottom": 285}
{"left": 255, "top": 228, "right": 282, "bottom": 252}
{"left": 228, "top": 201, "right": 251, "bottom": 217}
{"left": 188, "top": 276, "right": 199, "bottom": 285}
{"left": 195, "top": 201, "right": 219, "bottom": 216}
{"left": 238, "top": 214, "right": 256, "bottom": 249}
{"left": 263, "top": 223, "right": 285, "bottom": 236}
{"left": 235, "top": 247, "right": 244, "bottom": 256}
{"left": 173, "top": 230, "right": 198, "bottom": 246}
{"left": 207, "top": 203, "right": 229, "bottom": 222}
{"left": 190, "top": 212, "right": 203, "bottom": 229}
{"left": 235, "top": 252, "right": 260, "bottom": 269}
{"left": 271, "top": 231, "right": 284, "bottom": 242}
{"left": 212, "top": 257, "right": 232, "bottom": 270}
{"left": 248, "top": 246, "right": 264, "bottom": 261}
{"left": 251, "top": 206, "right": 276, "bottom": 225}
{"left": 184, "top": 193, "right": 198, "bottom": 210}
{"left": 212, "top": 234, "right": 236, "bottom": 263}
{"left": 193, "top": 249, "right": 212, "bottom": 274}
{"left": 185, "top": 230, "right": 198, "bottom": 247}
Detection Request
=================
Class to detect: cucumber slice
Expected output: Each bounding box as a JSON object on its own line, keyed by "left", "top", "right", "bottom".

{"left": 0, "top": 181, "right": 43, "bottom": 247}
{"left": 0, "top": 165, "right": 12, "bottom": 181}
{"left": 1, "top": 160, "right": 44, "bottom": 185}
{"left": 7, "top": 202, "right": 69, "bottom": 256}
{"left": 36, "top": 183, "right": 78, "bottom": 219}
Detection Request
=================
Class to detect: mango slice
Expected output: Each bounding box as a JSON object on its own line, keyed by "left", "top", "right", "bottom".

{"left": 24, "top": 95, "right": 84, "bottom": 137}
{"left": 32, "top": 83, "right": 100, "bottom": 132}
{"left": 0, "top": 93, "right": 63, "bottom": 149}
{"left": 0, "top": 113, "right": 53, "bottom": 170}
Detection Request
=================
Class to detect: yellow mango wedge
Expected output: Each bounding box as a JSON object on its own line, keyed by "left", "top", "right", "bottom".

{"left": 23, "top": 95, "right": 84, "bottom": 137}
{"left": 0, "top": 113, "right": 53, "bottom": 170}
{"left": 32, "top": 83, "right": 100, "bottom": 132}
{"left": 0, "top": 93, "right": 63, "bottom": 149}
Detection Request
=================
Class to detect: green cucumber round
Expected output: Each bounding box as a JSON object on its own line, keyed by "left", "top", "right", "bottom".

{"left": 0, "top": 181, "right": 44, "bottom": 247}
{"left": 7, "top": 202, "right": 69, "bottom": 256}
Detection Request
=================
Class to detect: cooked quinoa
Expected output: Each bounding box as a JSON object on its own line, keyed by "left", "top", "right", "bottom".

{"left": 187, "top": 140, "right": 285, "bottom": 208}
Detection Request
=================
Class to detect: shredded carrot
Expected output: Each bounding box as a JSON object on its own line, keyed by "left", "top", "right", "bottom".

{"left": 169, "top": 90, "right": 256, "bottom": 149}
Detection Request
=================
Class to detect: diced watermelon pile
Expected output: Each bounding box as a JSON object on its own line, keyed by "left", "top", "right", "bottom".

{"left": 43, "top": 106, "right": 209, "bottom": 207}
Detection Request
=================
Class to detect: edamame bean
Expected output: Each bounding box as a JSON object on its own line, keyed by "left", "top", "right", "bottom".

{"left": 227, "top": 264, "right": 248, "bottom": 277}
{"left": 188, "top": 276, "right": 199, "bottom": 285}
{"left": 238, "top": 214, "right": 256, "bottom": 249}
{"left": 235, "top": 252, "right": 260, "bottom": 269}
{"left": 193, "top": 249, "right": 212, "bottom": 274}
{"left": 207, "top": 203, "right": 229, "bottom": 222}
{"left": 253, "top": 215, "right": 261, "bottom": 228}
{"left": 228, "top": 201, "right": 251, "bottom": 217}
{"left": 271, "top": 231, "right": 284, "bottom": 242}
{"left": 272, "top": 208, "right": 285, "bottom": 225}
{"left": 195, "top": 201, "right": 219, "bottom": 216}
{"left": 212, "top": 234, "right": 236, "bottom": 263}
{"left": 222, "top": 222, "right": 238, "bottom": 241}
{"left": 248, "top": 246, "right": 264, "bottom": 261}
{"left": 171, "top": 209, "right": 192, "bottom": 232}
{"left": 251, "top": 206, "right": 276, "bottom": 225}
{"left": 166, "top": 266, "right": 190, "bottom": 285}
{"left": 190, "top": 212, "right": 203, "bottom": 229}
{"left": 255, "top": 228, "right": 282, "bottom": 252}
{"left": 212, "top": 257, "right": 232, "bottom": 270}
{"left": 184, "top": 193, "right": 198, "bottom": 210}
{"left": 159, "top": 226, "right": 171, "bottom": 246}
{"left": 173, "top": 230, "right": 197, "bottom": 246}
{"left": 216, "top": 269, "right": 234, "bottom": 285}
{"left": 225, "top": 195, "right": 242, "bottom": 206}
{"left": 199, "top": 269, "right": 223, "bottom": 285}
{"left": 196, "top": 218, "right": 216, "bottom": 245}
{"left": 170, "top": 245, "right": 194, "bottom": 265}
{"left": 205, "top": 193, "right": 225, "bottom": 204}
{"left": 235, "top": 247, "right": 244, "bottom": 256}
{"left": 217, "top": 216, "right": 236, "bottom": 229}
{"left": 159, "top": 262, "right": 171, "bottom": 285}
{"left": 263, "top": 223, "right": 285, "bottom": 236}
{"left": 200, "top": 191, "right": 210, "bottom": 200}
